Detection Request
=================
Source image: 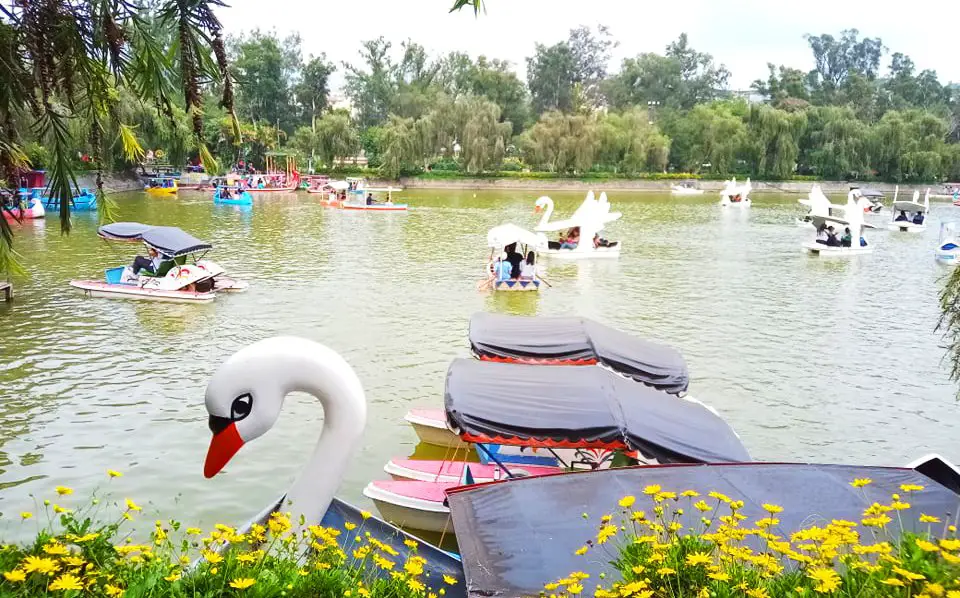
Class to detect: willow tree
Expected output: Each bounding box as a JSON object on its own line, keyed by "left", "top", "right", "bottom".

{"left": 520, "top": 111, "right": 600, "bottom": 173}
{"left": 458, "top": 97, "right": 511, "bottom": 173}
{"left": 741, "top": 104, "right": 807, "bottom": 179}
{"left": 596, "top": 109, "right": 670, "bottom": 174}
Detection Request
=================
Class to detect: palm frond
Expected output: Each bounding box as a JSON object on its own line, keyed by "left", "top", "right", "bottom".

{"left": 449, "top": 0, "right": 485, "bottom": 14}
{"left": 118, "top": 123, "right": 146, "bottom": 162}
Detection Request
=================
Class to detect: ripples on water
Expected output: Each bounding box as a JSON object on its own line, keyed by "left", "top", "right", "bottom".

{"left": 0, "top": 189, "right": 957, "bottom": 535}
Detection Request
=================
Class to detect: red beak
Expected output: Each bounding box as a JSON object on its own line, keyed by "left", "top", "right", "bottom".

{"left": 204, "top": 422, "right": 245, "bottom": 478}
{"left": 534, "top": 206, "right": 541, "bottom": 213}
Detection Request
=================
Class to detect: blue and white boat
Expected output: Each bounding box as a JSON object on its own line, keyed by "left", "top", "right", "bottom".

{"left": 43, "top": 188, "right": 97, "bottom": 211}
{"left": 937, "top": 222, "right": 959, "bottom": 266}
{"left": 213, "top": 185, "right": 253, "bottom": 206}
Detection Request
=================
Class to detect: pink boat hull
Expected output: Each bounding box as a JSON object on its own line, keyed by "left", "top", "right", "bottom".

{"left": 385, "top": 459, "right": 558, "bottom": 483}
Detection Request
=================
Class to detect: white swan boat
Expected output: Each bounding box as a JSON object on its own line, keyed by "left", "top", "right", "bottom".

{"left": 534, "top": 192, "right": 622, "bottom": 259}
{"left": 850, "top": 186, "right": 884, "bottom": 212}
{"left": 888, "top": 189, "right": 930, "bottom": 232}
{"left": 802, "top": 192, "right": 875, "bottom": 257}
{"left": 719, "top": 177, "right": 751, "bottom": 207}
{"left": 936, "top": 222, "right": 960, "bottom": 266}
{"left": 201, "top": 337, "right": 466, "bottom": 587}
{"left": 670, "top": 181, "right": 704, "bottom": 195}
{"left": 70, "top": 223, "right": 248, "bottom": 303}
{"left": 480, "top": 223, "right": 546, "bottom": 291}
{"left": 797, "top": 184, "right": 843, "bottom": 228}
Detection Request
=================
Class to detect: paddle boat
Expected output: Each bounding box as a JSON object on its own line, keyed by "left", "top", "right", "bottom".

{"left": 447, "top": 459, "right": 960, "bottom": 597}
{"left": 342, "top": 187, "right": 407, "bottom": 211}
{"left": 796, "top": 184, "right": 842, "bottom": 228}
{"left": 364, "top": 358, "right": 748, "bottom": 534}
{"left": 850, "top": 185, "right": 884, "bottom": 212}
{"left": 803, "top": 191, "right": 874, "bottom": 257}
{"left": 201, "top": 337, "right": 466, "bottom": 592}
{"left": 2, "top": 195, "right": 45, "bottom": 221}
{"left": 70, "top": 223, "right": 248, "bottom": 303}
{"left": 404, "top": 408, "right": 470, "bottom": 450}
{"left": 889, "top": 188, "right": 930, "bottom": 232}
{"left": 719, "top": 177, "right": 751, "bottom": 207}
{"left": 670, "top": 180, "right": 704, "bottom": 195}
{"left": 936, "top": 222, "right": 960, "bottom": 266}
{"left": 535, "top": 192, "right": 621, "bottom": 259}
{"left": 302, "top": 175, "right": 329, "bottom": 191}
{"left": 144, "top": 176, "right": 178, "bottom": 195}
{"left": 245, "top": 152, "right": 300, "bottom": 193}
{"left": 480, "top": 223, "right": 546, "bottom": 292}
{"left": 931, "top": 183, "right": 960, "bottom": 200}
{"left": 212, "top": 184, "right": 253, "bottom": 206}
{"left": 43, "top": 188, "right": 97, "bottom": 211}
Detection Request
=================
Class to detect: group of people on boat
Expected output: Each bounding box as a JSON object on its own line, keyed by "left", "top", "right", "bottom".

{"left": 547, "top": 227, "right": 616, "bottom": 251}
{"left": 492, "top": 243, "right": 537, "bottom": 281}
{"left": 895, "top": 210, "right": 925, "bottom": 225}
{"left": 815, "top": 224, "right": 867, "bottom": 248}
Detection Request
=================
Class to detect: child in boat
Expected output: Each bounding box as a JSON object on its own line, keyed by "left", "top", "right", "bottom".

{"left": 560, "top": 227, "right": 580, "bottom": 249}
{"left": 815, "top": 223, "right": 829, "bottom": 244}
{"left": 494, "top": 255, "right": 512, "bottom": 281}
{"left": 841, "top": 227, "right": 852, "bottom": 247}
{"left": 520, "top": 252, "right": 536, "bottom": 279}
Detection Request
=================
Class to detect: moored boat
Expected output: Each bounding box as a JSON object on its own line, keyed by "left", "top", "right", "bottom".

{"left": 404, "top": 408, "right": 469, "bottom": 449}
{"left": 70, "top": 222, "right": 248, "bottom": 303}
{"left": 43, "top": 188, "right": 97, "bottom": 211}
{"left": 384, "top": 458, "right": 558, "bottom": 483}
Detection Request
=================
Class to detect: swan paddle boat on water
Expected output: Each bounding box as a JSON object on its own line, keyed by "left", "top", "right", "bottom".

{"left": 797, "top": 184, "right": 842, "bottom": 228}
{"left": 365, "top": 358, "right": 748, "bottom": 534}
{"left": 534, "top": 192, "right": 621, "bottom": 259}
{"left": 144, "top": 177, "right": 178, "bottom": 195}
{"left": 480, "top": 223, "right": 546, "bottom": 292}
{"left": 212, "top": 184, "right": 253, "bottom": 206}
{"left": 670, "top": 181, "right": 704, "bottom": 195}
{"left": 803, "top": 191, "right": 875, "bottom": 257}
{"left": 851, "top": 185, "right": 884, "bottom": 212}
{"left": 719, "top": 177, "right": 751, "bottom": 207}
{"left": 70, "top": 223, "right": 248, "bottom": 303}
{"left": 889, "top": 189, "right": 930, "bottom": 232}
{"left": 2, "top": 195, "right": 45, "bottom": 221}
{"left": 201, "top": 337, "right": 466, "bottom": 593}
{"left": 937, "top": 222, "right": 960, "bottom": 266}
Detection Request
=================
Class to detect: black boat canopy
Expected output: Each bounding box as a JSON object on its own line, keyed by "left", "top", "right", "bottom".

{"left": 98, "top": 222, "right": 213, "bottom": 257}
{"left": 468, "top": 312, "right": 689, "bottom": 395}
{"left": 448, "top": 463, "right": 960, "bottom": 598}
{"left": 444, "top": 359, "right": 749, "bottom": 464}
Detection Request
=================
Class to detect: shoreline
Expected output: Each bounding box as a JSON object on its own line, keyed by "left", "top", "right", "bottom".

{"left": 395, "top": 177, "right": 944, "bottom": 194}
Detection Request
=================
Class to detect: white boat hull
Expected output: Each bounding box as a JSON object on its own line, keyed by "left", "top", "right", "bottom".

{"left": 342, "top": 202, "right": 408, "bottom": 211}
{"left": 888, "top": 222, "right": 926, "bottom": 233}
{"left": 540, "top": 244, "right": 621, "bottom": 259}
{"left": 404, "top": 411, "right": 468, "bottom": 450}
{"left": 362, "top": 483, "right": 451, "bottom": 534}
{"left": 70, "top": 280, "right": 217, "bottom": 303}
{"left": 802, "top": 242, "right": 874, "bottom": 257}
{"left": 936, "top": 252, "right": 959, "bottom": 266}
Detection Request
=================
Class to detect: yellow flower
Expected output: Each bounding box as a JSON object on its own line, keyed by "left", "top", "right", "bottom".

{"left": 920, "top": 514, "right": 941, "bottom": 523}
{"left": 881, "top": 578, "right": 906, "bottom": 587}
{"left": 747, "top": 588, "right": 770, "bottom": 598}
{"left": 43, "top": 543, "right": 69, "bottom": 556}
{"left": 404, "top": 560, "right": 424, "bottom": 577}
{"left": 891, "top": 501, "right": 911, "bottom": 511}
{"left": 656, "top": 567, "right": 676, "bottom": 575}
{"left": 940, "top": 538, "right": 960, "bottom": 551}
{"left": 73, "top": 533, "right": 99, "bottom": 543}
{"left": 893, "top": 566, "right": 925, "bottom": 581}
{"left": 807, "top": 567, "right": 841, "bottom": 593}
{"left": 443, "top": 575, "right": 458, "bottom": 585}
{"left": 202, "top": 550, "right": 224, "bottom": 564}
{"left": 567, "top": 583, "right": 584, "bottom": 594}
{"left": 900, "top": 484, "right": 925, "bottom": 492}
{"left": 708, "top": 571, "right": 730, "bottom": 581}
{"left": 164, "top": 572, "right": 181, "bottom": 582}
{"left": 406, "top": 578, "right": 425, "bottom": 592}
{"left": 915, "top": 539, "right": 939, "bottom": 552}
{"left": 21, "top": 556, "right": 59, "bottom": 575}
{"left": 360, "top": 510, "right": 372, "bottom": 519}
{"left": 52, "top": 505, "right": 73, "bottom": 514}
{"left": 108, "top": 469, "right": 123, "bottom": 478}
{"left": 125, "top": 498, "right": 142, "bottom": 512}
{"left": 49, "top": 573, "right": 83, "bottom": 591}
{"left": 681, "top": 490, "right": 700, "bottom": 497}
{"left": 708, "top": 491, "right": 731, "bottom": 503}
{"left": 186, "top": 527, "right": 202, "bottom": 535}
{"left": 686, "top": 552, "right": 712, "bottom": 566}
{"left": 229, "top": 578, "right": 256, "bottom": 590}
{"left": 3, "top": 569, "right": 26, "bottom": 583}
{"left": 544, "top": 583, "right": 559, "bottom": 591}
{"left": 62, "top": 556, "right": 84, "bottom": 567}
{"left": 619, "top": 495, "right": 636, "bottom": 509}
{"left": 924, "top": 583, "right": 945, "bottom": 597}
{"left": 55, "top": 486, "right": 73, "bottom": 496}
{"left": 850, "top": 478, "right": 872, "bottom": 488}
{"left": 20, "top": 512, "right": 32, "bottom": 520}
{"left": 694, "top": 500, "right": 712, "bottom": 512}
{"left": 404, "top": 538, "right": 418, "bottom": 549}
{"left": 574, "top": 546, "right": 588, "bottom": 556}
{"left": 941, "top": 551, "right": 960, "bottom": 564}
{"left": 947, "top": 592, "right": 960, "bottom": 598}
{"left": 345, "top": 522, "right": 357, "bottom": 531}
{"left": 597, "top": 524, "right": 617, "bottom": 545}
{"left": 643, "top": 485, "right": 661, "bottom": 495}
{"left": 105, "top": 584, "right": 124, "bottom": 597}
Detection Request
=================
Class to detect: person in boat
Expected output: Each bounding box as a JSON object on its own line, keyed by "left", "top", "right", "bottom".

{"left": 825, "top": 226, "right": 841, "bottom": 247}
{"left": 366, "top": 193, "right": 376, "bottom": 205}
{"left": 520, "top": 251, "right": 537, "bottom": 279}
{"left": 895, "top": 210, "right": 909, "bottom": 222}
{"left": 841, "top": 227, "right": 852, "bottom": 248}
{"left": 815, "top": 223, "right": 829, "bottom": 245}
{"left": 492, "top": 253, "right": 512, "bottom": 282}
{"left": 913, "top": 211, "right": 925, "bottom": 225}
{"left": 560, "top": 227, "right": 580, "bottom": 250}
{"left": 503, "top": 243, "right": 524, "bottom": 278}
{"left": 132, "top": 247, "right": 163, "bottom": 275}
{"left": 593, "top": 233, "right": 616, "bottom": 248}
{"left": 221, "top": 187, "right": 233, "bottom": 200}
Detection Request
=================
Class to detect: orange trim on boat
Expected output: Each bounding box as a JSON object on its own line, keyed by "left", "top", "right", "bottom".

{"left": 459, "top": 431, "right": 628, "bottom": 451}
{"left": 477, "top": 354, "right": 598, "bottom": 366}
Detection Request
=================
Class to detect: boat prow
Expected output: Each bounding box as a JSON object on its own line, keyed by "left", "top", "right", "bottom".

{"left": 363, "top": 480, "right": 453, "bottom": 534}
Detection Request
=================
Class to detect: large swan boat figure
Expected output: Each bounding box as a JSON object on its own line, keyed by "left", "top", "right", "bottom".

{"left": 802, "top": 191, "right": 875, "bottom": 257}
{"left": 534, "top": 191, "right": 622, "bottom": 259}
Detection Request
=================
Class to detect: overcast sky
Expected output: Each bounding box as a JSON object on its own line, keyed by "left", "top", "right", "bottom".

{"left": 217, "top": 0, "right": 960, "bottom": 93}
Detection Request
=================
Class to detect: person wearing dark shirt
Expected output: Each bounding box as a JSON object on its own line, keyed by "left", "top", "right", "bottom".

{"left": 366, "top": 193, "right": 375, "bottom": 205}
{"left": 504, "top": 243, "right": 524, "bottom": 279}
{"left": 913, "top": 212, "right": 924, "bottom": 225}
{"left": 895, "top": 210, "right": 908, "bottom": 222}
{"left": 825, "top": 226, "right": 841, "bottom": 247}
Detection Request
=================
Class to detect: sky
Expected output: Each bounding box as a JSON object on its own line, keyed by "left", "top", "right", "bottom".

{"left": 216, "top": 0, "right": 960, "bottom": 94}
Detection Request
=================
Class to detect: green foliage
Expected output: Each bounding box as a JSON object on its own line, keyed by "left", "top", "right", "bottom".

{"left": 527, "top": 26, "right": 613, "bottom": 115}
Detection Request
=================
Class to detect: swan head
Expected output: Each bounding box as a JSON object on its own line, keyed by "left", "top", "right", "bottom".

{"left": 534, "top": 196, "right": 552, "bottom": 212}
{"left": 202, "top": 336, "right": 366, "bottom": 479}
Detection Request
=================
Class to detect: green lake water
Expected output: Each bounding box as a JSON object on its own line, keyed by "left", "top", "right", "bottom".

{"left": 0, "top": 188, "right": 957, "bottom": 534}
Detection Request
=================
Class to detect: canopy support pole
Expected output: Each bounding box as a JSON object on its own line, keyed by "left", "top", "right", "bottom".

{"left": 473, "top": 443, "right": 518, "bottom": 480}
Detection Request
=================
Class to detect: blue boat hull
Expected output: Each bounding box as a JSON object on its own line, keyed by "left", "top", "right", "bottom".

{"left": 214, "top": 190, "right": 253, "bottom": 205}
{"left": 43, "top": 191, "right": 97, "bottom": 211}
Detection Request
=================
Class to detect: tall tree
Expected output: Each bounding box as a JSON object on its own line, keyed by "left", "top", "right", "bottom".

{"left": 231, "top": 31, "right": 302, "bottom": 133}
{"left": 294, "top": 55, "right": 336, "bottom": 131}
{"left": 527, "top": 25, "right": 613, "bottom": 115}
{"left": 344, "top": 38, "right": 398, "bottom": 129}
{"left": 804, "top": 29, "right": 884, "bottom": 104}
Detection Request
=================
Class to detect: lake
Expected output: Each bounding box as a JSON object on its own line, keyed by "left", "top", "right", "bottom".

{"left": 0, "top": 188, "right": 957, "bottom": 535}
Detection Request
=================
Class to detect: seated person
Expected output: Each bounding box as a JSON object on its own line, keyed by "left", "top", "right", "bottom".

{"left": 366, "top": 193, "right": 376, "bottom": 205}
{"left": 520, "top": 252, "right": 537, "bottom": 279}
{"left": 895, "top": 210, "right": 909, "bottom": 222}
{"left": 841, "top": 227, "right": 852, "bottom": 248}
{"left": 132, "top": 247, "right": 163, "bottom": 275}
{"left": 815, "top": 223, "right": 829, "bottom": 245}
{"left": 221, "top": 187, "right": 232, "bottom": 199}
{"left": 912, "top": 212, "right": 925, "bottom": 225}
{"left": 560, "top": 227, "right": 580, "bottom": 250}
{"left": 494, "top": 256, "right": 512, "bottom": 281}
{"left": 504, "top": 242, "right": 524, "bottom": 278}
{"left": 825, "top": 226, "right": 841, "bottom": 247}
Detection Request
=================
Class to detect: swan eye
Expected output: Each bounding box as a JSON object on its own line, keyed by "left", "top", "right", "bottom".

{"left": 230, "top": 393, "right": 253, "bottom": 421}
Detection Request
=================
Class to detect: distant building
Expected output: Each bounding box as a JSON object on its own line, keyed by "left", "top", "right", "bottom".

{"left": 727, "top": 89, "right": 765, "bottom": 104}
